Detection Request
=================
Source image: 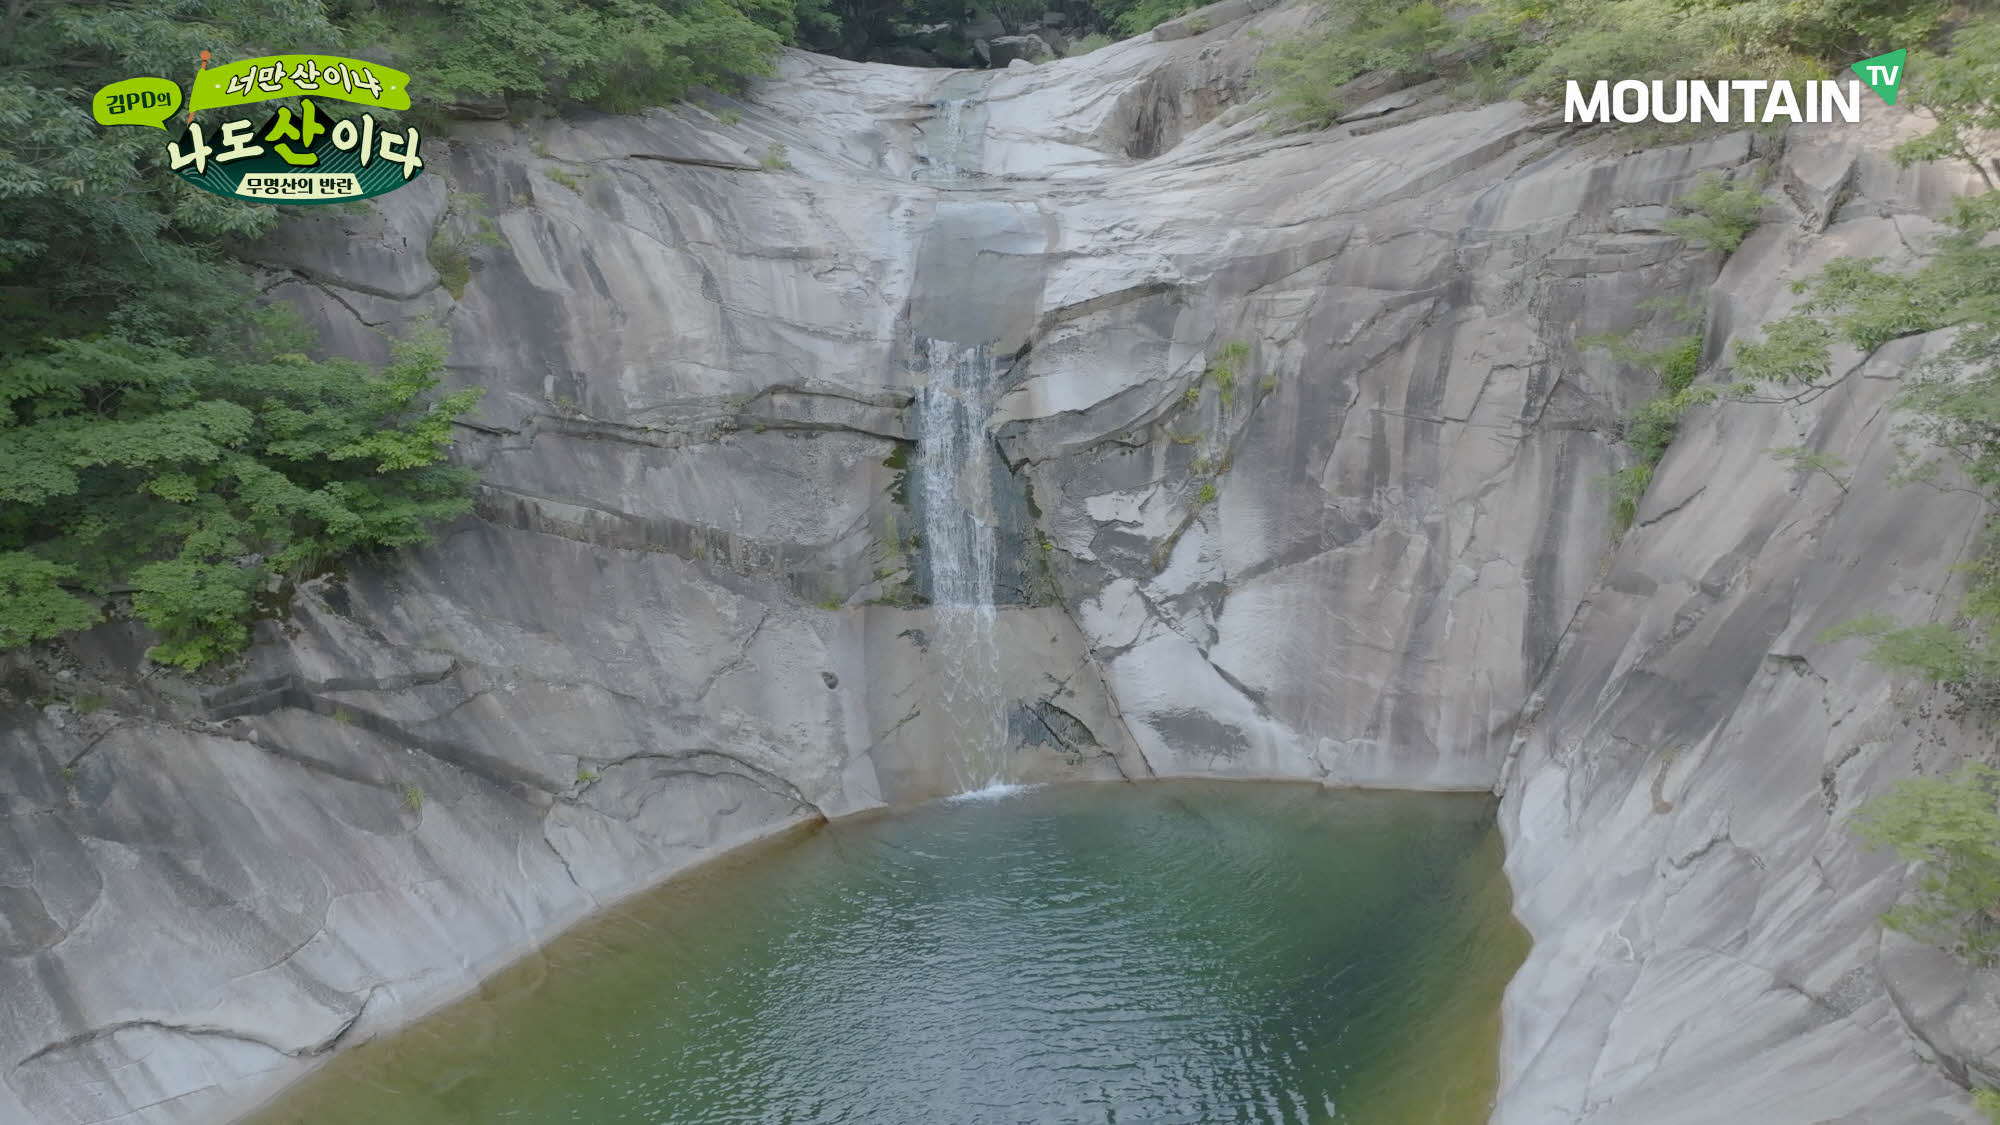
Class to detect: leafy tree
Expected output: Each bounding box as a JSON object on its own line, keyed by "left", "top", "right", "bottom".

{"left": 1768, "top": 445, "right": 1850, "bottom": 492}
{"left": 2, "top": 0, "right": 829, "bottom": 668}
{"left": 0, "top": 323, "right": 479, "bottom": 668}
{"left": 1768, "top": 184, "right": 2000, "bottom": 972}
{"left": 0, "top": 2, "right": 327, "bottom": 349}
{"left": 1259, "top": 0, "right": 1461, "bottom": 129}
{"left": 332, "top": 0, "right": 799, "bottom": 115}
{"left": 1853, "top": 763, "right": 2000, "bottom": 967}
{"left": 1675, "top": 0, "right": 1947, "bottom": 66}
{"left": 1094, "top": 0, "right": 1200, "bottom": 37}
{"left": 1788, "top": 193, "right": 2000, "bottom": 703}
{"left": 1891, "top": 16, "right": 2000, "bottom": 190}
{"left": 0, "top": 1, "right": 498, "bottom": 668}
{"left": 1253, "top": 0, "right": 1963, "bottom": 132}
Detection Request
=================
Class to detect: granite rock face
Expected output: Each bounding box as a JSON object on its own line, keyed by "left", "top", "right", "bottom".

{"left": 3, "top": 6, "right": 1998, "bottom": 1125}
{"left": 1494, "top": 120, "right": 2000, "bottom": 1124}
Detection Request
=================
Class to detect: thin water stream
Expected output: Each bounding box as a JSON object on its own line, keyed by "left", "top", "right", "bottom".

{"left": 915, "top": 336, "right": 1008, "bottom": 789}
{"left": 912, "top": 88, "right": 1013, "bottom": 790}
{"left": 245, "top": 782, "right": 1526, "bottom": 1125}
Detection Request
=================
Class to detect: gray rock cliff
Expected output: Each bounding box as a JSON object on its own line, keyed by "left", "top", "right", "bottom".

{"left": 3, "top": 5, "right": 1997, "bottom": 1123}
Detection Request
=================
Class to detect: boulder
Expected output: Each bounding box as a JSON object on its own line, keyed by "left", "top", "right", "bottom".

{"left": 987, "top": 33, "right": 1055, "bottom": 67}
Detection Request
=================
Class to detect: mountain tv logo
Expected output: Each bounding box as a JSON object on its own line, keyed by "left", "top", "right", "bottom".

{"left": 1565, "top": 49, "right": 1907, "bottom": 124}
{"left": 90, "top": 52, "right": 424, "bottom": 205}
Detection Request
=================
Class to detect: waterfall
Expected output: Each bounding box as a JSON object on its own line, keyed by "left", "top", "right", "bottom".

{"left": 918, "top": 97, "right": 971, "bottom": 182}
{"left": 916, "top": 336, "right": 1009, "bottom": 791}
{"left": 908, "top": 88, "right": 1015, "bottom": 793}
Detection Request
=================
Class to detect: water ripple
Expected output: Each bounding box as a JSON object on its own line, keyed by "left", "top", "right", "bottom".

{"left": 247, "top": 782, "right": 1524, "bottom": 1125}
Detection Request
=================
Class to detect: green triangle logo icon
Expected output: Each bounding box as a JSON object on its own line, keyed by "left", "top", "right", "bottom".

{"left": 1851, "top": 48, "right": 1908, "bottom": 105}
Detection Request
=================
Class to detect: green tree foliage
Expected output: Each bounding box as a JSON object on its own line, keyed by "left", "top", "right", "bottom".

{"left": 1094, "top": 0, "right": 1200, "bottom": 37}
{"left": 1254, "top": 0, "right": 1962, "bottom": 132}
{"left": 793, "top": 0, "right": 1197, "bottom": 62}
{"left": 1259, "top": 0, "right": 1461, "bottom": 129}
{"left": 0, "top": 2, "right": 518, "bottom": 667}
{"left": 1768, "top": 445, "right": 1850, "bottom": 491}
{"left": 1674, "top": 0, "right": 1946, "bottom": 67}
{"left": 1790, "top": 193, "right": 2000, "bottom": 710}
{"left": 1891, "top": 16, "right": 2000, "bottom": 189}
{"left": 333, "top": 0, "right": 800, "bottom": 115}
{"left": 1852, "top": 763, "right": 2000, "bottom": 967}
{"left": 1820, "top": 614, "right": 1995, "bottom": 688}
{"left": 1207, "top": 339, "right": 1249, "bottom": 404}
{"left": 1601, "top": 382, "right": 1718, "bottom": 533}
{"left": 0, "top": 324, "right": 479, "bottom": 669}
{"left": 1663, "top": 172, "right": 1772, "bottom": 254}
{"left": 1580, "top": 326, "right": 1708, "bottom": 534}
{"left": 1732, "top": 315, "right": 1832, "bottom": 384}
{"left": 1761, "top": 177, "right": 2000, "bottom": 969}
{"left": 0, "top": 2, "right": 323, "bottom": 347}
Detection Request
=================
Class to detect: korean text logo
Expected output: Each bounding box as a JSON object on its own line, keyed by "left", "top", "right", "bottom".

{"left": 91, "top": 53, "right": 424, "bottom": 205}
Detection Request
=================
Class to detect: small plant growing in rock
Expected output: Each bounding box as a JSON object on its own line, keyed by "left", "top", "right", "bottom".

{"left": 1207, "top": 340, "right": 1250, "bottom": 406}
{"left": 547, "top": 166, "right": 583, "bottom": 191}
{"left": 1260, "top": 374, "right": 1278, "bottom": 394}
{"left": 576, "top": 766, "right": 599, "bottom": 785}
{"left": 533, "top": 140, "right": 552, "bottom": 158}
{"left": 1663, "top": 171, "right": 1771, "bottom": 255}
{"left": 332, "top": 707, "right": 353, "bottom": 723}
{"left": 1974, "top": 1086, "right": 2000, "bottom": 1124}
{"left": 1182, "top": 384, "right": 1201, "bottom": 406}
{"left": 761, "top": 142, "right": 791, "bottom": 171}
{"left": 427, "top": 229, "right": 472, "bottom": 298}
{"left": 1581, "top": 327, "right": 1712, "bottom": 535}
{"left": 1768, "top": 445, "right": 1851, "bottom": 492}
{"left": 427, "top": 193, "right": 507, "bottom": 300}
{"left": 75, "top": 693, "right": 102, "bottom": 715}
{"left": 718, "top": 107, "right": 742, "bottom": 125}
{"left": 816, "top": 595, "right": 842, "bottom": 610}
{"left": 1196, "top": 481, "right": 1217, "bottom": 505}
{"left": 402, "top": 783, "right": 424, "bottom": 813}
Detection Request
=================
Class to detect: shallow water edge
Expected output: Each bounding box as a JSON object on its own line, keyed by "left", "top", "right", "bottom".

{"left": 236, "top": 778, "right": 1527, "bottom": 1125}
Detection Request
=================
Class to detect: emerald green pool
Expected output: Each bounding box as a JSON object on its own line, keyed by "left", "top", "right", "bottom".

{"left": 246, "top": 781, "right": 1525, "bottom": 1125}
